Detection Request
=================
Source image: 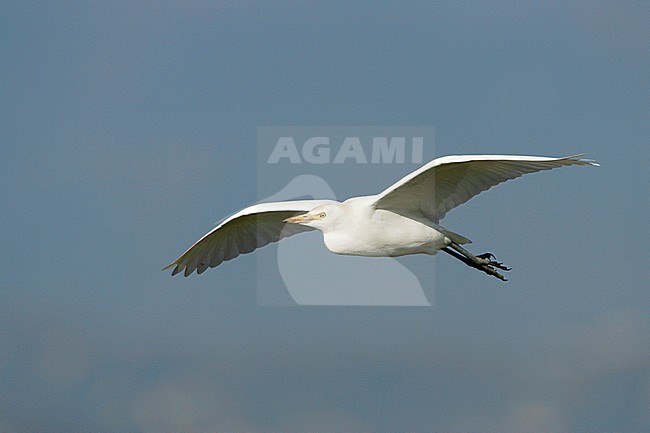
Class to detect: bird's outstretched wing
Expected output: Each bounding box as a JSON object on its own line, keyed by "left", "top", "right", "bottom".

{"left": 373, "top": 154, "right": 598, "bottom": 223}
{"left": 164, "top": 200, "right": 333, "bottom": 276}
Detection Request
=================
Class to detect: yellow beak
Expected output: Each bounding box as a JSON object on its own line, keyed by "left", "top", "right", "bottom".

{"left": 283, "top": 213, "right": 315, "bottom": 224}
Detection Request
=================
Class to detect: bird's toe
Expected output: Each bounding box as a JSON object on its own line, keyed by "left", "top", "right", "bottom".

{"left": 477, "top": 252, "right": 496, "bottom": 261}
{"left": 477, "top": 252, "right": 511, "bottom": 272}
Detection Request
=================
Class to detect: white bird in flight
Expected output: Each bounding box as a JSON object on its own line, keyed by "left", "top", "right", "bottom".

{"left": 165, "top": 154, "right": 597, "bottom": 280}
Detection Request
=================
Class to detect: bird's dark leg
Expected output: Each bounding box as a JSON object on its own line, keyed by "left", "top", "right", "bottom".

{"left": 442, "top": 241, "right": 511, "bottom": 281}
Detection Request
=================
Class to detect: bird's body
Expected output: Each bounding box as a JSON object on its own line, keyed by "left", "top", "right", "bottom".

{"left": 314, "top": 196, "right": 465, "bottom": 257}
{"left": 321, "top": 202, "right": 442, "bottom": 257}
{"left": 165, "top": 154, "right": 597, "bottom": 279}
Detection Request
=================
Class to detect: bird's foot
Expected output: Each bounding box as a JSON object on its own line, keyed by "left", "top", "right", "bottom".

{"left": 474, "top": 252, "right": 511, "bottom": 281}
{"left": 477, "top": 263, "right": 508, "bottom": 281}
{"left": 476, "top": 252, "right": 512, "bottom": 271}
{"left": 442, "top": 244, "right": 511, "bottom": 281}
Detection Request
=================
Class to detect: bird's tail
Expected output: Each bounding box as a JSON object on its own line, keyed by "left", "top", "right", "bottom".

{"left": 440, "top": 228, "right": 472, "bottom": 245}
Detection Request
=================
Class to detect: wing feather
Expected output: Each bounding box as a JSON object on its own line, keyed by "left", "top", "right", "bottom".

{"left": 164, "top": 200, "right": 333, "bottom": 276}
{"left": 373, "top": 154, "right": 598, "bottom": 222}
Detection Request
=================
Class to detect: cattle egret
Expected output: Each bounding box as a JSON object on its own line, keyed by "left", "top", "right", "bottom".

{"left": 164, "top": 154, "right": 597, "bottom": 280}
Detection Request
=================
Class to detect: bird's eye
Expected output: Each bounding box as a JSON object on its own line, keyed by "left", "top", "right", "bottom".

{"left": 318, "top": 212, "right": 326, "bottom": 219}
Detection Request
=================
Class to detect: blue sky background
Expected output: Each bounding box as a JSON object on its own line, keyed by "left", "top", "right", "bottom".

{"left": 2, "top": 1, "right": 649, "bottom": 431}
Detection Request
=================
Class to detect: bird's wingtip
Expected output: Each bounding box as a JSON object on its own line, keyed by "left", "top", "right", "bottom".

{"left": 162, "top": 261, "right": 185, "bottom": 276}
{"left": 564, "top": 153, "right": 599, "bottom": 167}
{"left": 578, "top": 158, "right": 600, "bottom": 167}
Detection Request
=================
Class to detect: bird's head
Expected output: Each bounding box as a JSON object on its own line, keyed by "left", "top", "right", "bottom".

{"left": 283, "top": 203, "right": 342, "bottom": 232}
